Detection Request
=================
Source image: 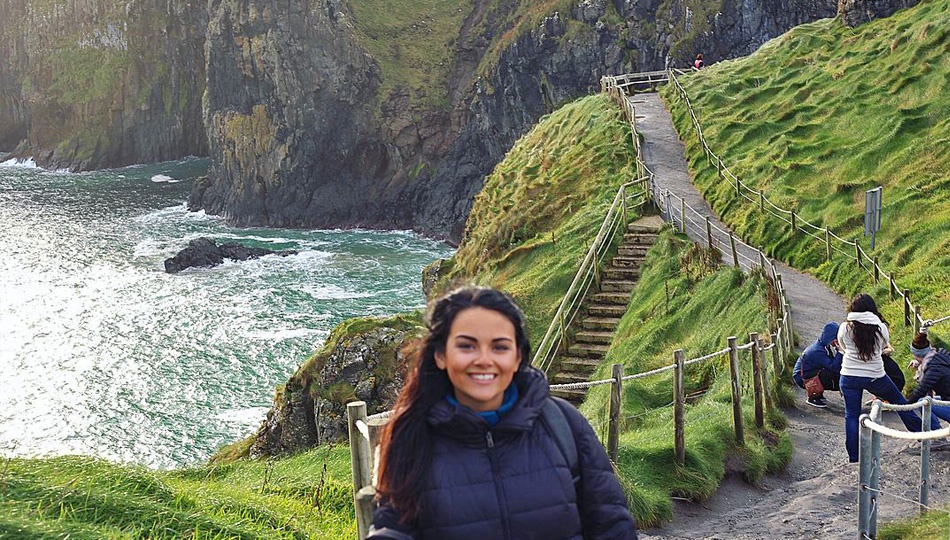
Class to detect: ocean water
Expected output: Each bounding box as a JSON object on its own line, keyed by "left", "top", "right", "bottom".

{"left": 0, "top": 157, "right": 453, "bottom": 468}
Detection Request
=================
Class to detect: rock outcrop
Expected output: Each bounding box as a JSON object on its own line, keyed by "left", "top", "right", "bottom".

{"left": 837, "top": 0, "right": 920, "bottom": 26}
{"left": 0, "top": 0, "right": 207, "bottom": 171}
{"left": 163, "top": 237, "right": 297, "bottom": 273}
{"left": 250, "top": 320, "right": 417, "bottom": 458}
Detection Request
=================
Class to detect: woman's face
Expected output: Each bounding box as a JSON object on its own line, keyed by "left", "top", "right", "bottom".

{"left": 435, "top": 307, "right": 521, "bottom": 412}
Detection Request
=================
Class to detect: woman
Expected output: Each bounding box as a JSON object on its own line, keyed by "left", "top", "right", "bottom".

{"left": 838, "top": 293, "right": 924, "bottom": 462}
{"left": 906, "top": 330, "right": 950, "bottom": 425}
{"left": 369, "top": 286, "right": 638, "bottom": 539}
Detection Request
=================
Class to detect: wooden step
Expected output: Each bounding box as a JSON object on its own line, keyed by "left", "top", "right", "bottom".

{"left": 568, "top": 343, "right": 610, "bottom": 358}
{"left": 559, "top": 356, "right": 602, "bottom": 370}
{"left": 588, "top": 304, "right": 627, "bottom": 317}
{"left": 617, "top": 246, "right": 649, "bottom": 257}
{"left": 624, "top": 232, "right": 660, "bottom": 244}
{"left": 575, "top": 329, "right": 615, "bottom": 343}
{"left": 551, "top": 372, "right": 591, "bottom": 384}
{"left": 591, "top": 292, "right": 630, "bottom": 305}
{"left": 550, "top": 387, "right": 587, "bottom": 404}
{"left": 611, "top": 256, "right": 644, "bottom": 268}
{"left": 627, "top": 223, "right": 663, "bottom": 234}
{"left": 581, "top": 318, "right": 620, "bottom": 331}
{"left": 604, "top": 267, "right": 640, "bottom": 280}
{"left": 600, "top": 280, "right": 635, "bottom": 293}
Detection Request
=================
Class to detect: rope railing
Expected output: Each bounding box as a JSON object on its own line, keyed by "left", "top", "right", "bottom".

{"left": 663, "top": 69, "right": 945, "bottom": 338}
{"left": 858, "top": 397, "right": 950, "bottom": 538}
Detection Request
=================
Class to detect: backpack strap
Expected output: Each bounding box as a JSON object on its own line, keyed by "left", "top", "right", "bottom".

{"left": 539, "top": 397, "right": 580, "bottom": 485}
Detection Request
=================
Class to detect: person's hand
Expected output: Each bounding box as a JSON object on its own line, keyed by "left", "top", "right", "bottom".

{"left": 883, "top": 342, "right": 894, "bottom": 355}
{"left": 909, "top": 358, "right": 921, "bottom": 370}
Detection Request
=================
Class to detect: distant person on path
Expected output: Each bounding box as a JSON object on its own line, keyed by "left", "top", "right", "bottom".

{"left": 792, "top": 322, "right": 843, "bottom": 408}
{"left": 838, "top": 293, "right": 926, "bottom": 463}
{"left": 905, "top": 330, "right": 950, "bottom": 425}
{"left": 369, "top": 286, "right": 638, "bottom": 540}
{"left": 694, "top": 53, "right": 705, "bottom": 69}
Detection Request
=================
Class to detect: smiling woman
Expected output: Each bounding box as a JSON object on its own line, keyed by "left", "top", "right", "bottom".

{"left": 370, "top": 285, "right": 639, "bottom": 540}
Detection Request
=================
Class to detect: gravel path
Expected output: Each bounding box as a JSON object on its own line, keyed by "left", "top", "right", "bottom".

{"left": 631, "top": 92, "right": 950, "bottom": 539}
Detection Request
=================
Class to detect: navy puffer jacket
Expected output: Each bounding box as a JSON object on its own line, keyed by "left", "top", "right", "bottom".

{"left": 369, "top": 368, "right": 638, "bottom": 540}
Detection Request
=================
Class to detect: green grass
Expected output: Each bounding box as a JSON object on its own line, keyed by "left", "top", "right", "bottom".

{"left": 442, "top": 93, "right": 640, "bottom": 341}
{"left": 660, "top": 0, "right": 950, "bottom": 357}
{"left": 658, "top": 1, "right": 950, "bottom": 535}
{"left": 0, "top": 447, "right": 356, "bottom": 539}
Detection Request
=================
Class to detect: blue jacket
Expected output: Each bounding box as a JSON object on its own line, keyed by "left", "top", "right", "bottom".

{"left": 369, "top": 368, "right": 638, "bottom": 540}
{"left": 906, "top": 349, "right": 950, "bottom": 403}
{"left": 793, "top": 322, "right": 843, "bottom": 387}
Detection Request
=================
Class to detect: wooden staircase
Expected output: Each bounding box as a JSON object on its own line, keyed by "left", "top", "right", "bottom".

{"left": 550, "top": 216, "right": 664, "bottom": 405}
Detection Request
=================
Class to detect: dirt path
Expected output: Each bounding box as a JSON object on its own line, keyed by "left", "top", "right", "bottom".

{"left": 631, "top": 92, "right": 950, "bottom": 539}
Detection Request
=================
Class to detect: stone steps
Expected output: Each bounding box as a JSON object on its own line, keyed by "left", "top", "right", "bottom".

{"left": 548, "top": 216, "right": 664, "bottom": 406}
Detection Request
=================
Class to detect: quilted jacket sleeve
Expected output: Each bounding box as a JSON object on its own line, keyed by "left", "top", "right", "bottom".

{"left": 561, "top": 403, "right": 639, "bottom": 540}
{"left": 367, "top": 500, "right": 421, "bottom": 540}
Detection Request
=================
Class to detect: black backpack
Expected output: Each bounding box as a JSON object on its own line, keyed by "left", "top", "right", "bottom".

{"left": 538, "top": 397, "right": 580, "bottom": 485}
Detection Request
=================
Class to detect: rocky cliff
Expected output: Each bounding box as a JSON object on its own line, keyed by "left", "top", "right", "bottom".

{"left": 0, "top": 0, "right": 207, "bottom": 171}
{"left": 189, "top": 0, "right": 843, "bottom": 243}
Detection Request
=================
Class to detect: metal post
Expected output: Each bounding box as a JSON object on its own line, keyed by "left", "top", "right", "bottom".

{"left": 921, "top": 397, "right": 932, "bottom": 516}
{"left": 674, "top": 350, "right": 686, "bottom": 465}
{"left": 858, "top": 415, "right": 873, "bottom": 538}
{"left": 727, "top": 337, "right": 745, "bottom": 446}
{"left": 869, "top": 422, "right": 881, "bottom": 539}
{"left": 608, "top": 363, "right": 622, "bottom": 463}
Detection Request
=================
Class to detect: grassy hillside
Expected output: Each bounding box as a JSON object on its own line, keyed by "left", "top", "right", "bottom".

{"left": 0, "top": 446, "right": 356, "bottom": 539}
{"left": 660, "top": 0, "right": 950, "bottom": 353}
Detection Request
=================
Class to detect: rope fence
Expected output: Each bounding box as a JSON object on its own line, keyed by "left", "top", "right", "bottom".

{"left": 663, "top": 69, "right": 947, "bottom": 338}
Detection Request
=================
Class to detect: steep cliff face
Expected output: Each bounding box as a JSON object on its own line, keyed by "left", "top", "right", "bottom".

{"left": 190, "top": 0, "right": 846, "bottom": 242}
{"left": 837, "top": 0, "right": 920, "bottom": 26}
{"left": 0, "top": 0, "right": 207, "bottom": 171}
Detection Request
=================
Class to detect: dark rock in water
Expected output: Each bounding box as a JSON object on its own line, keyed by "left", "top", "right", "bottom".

{"left": 164, "top": 237, "right": 297, "bottom": 273}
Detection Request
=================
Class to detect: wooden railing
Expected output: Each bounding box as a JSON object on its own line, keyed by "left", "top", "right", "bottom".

{"left": 531, "top": 178, "right": 651, "bottom": 374}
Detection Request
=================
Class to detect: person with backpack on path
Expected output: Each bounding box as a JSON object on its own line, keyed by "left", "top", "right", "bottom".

{"left": 793, "top": 322, "right": 843, "bottom": 408}
{"left": 905, "top": 330, "right": 950, "bottom": 428}
{"left": 838, "top": 293, "right": 928, "bottom": 463}
{"left": 369, "top": 286, "right": 638, "bottom": 540}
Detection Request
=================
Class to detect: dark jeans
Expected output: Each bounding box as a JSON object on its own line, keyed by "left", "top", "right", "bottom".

{"left": 914, "top": 397, "right": 950, "bottom": 428}
{"left": 817, "top": 369, "right": 840, "bottom": 393}
{"left": 840, "top": 374, "right": 923, "bottom": 463}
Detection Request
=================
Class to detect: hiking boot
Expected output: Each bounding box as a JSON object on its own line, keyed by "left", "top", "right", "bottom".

{"left": 807, "top": 396, "right": 828, "bottom": 408}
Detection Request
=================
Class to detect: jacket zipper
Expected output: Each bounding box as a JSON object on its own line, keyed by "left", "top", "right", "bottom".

{"left": 486, "top": 431, "right": 511, "bottom": 540}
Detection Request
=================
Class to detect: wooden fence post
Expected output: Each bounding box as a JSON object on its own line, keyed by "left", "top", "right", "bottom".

{"left": 750, "top": 333, "right": 765, "bottom": 428}
{"left": 904, "top": 290, "right": 911, "bottom": 326}
{"left": 706, "top": 217, "right": 713, "bottom": 250}
{"left": 730, "top": 233, "right": 739, "bottom": 268}
{"left": 366, "top": 417, "right": 388, "bottom": 486}
{"left": 348, "top": 401, "right": 372, "bottom": 540}
{"left": 914, "top": 306, "right": 921, "bottom": 334}
{"left": 559, "top": 311, "right": 569, "bottom": 352}
{"left": 608, "top": 363, "right": 623, "bottom": 463}
{"left": 727, "top": 337, "right": 745, "bottom": 446}
{"left": 680, "top": 197, "right": 686, "bottom": 234}
{"left": 771, "top": 332, "right": 782, "bottom": 379}
{"left": 790, "top": 211, "right": 797, "bottom": 233}
{"left": 718, "top": 157, "right": 724, "bottom": 180}
{"left": 855, "top": 242, "right": 862, "bottom": 269}
{"left": 759, "top": 191, "right": 765, "bottom": 213}
{"left": 889, "top": 274, "right": 896, "bottom": 301}
{"left": 873, "top": 257, "right": 880, "bottom": 283}
{"left": 674, "top": 350, "right": 686, "bottom": 466}
{"left": 356, "top": 487, "right": 375, "bottom": 540}
{"left": 825, "top": 229, "right": 832, "bottom": 262}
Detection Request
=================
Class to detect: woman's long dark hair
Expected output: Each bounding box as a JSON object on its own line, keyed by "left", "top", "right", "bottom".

{"left": 849, "top": 293, "right": 887, "bottom": 362}
{"left": 375, "top": 286, "right": 532, "bottom": 523}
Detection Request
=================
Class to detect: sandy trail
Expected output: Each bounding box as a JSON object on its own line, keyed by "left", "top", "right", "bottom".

{"left": 632, "top": 92, "right": 950, "bottom": 539}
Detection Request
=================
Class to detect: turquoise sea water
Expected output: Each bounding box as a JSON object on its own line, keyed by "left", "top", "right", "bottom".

{"left": 0, "top": 158, "right": 453, "bottom": 469}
